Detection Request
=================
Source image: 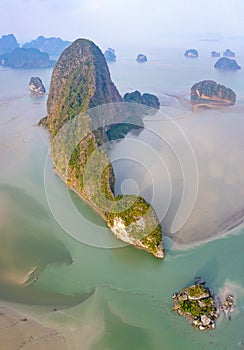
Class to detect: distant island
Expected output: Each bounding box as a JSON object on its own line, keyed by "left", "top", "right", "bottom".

{"left": 136, "top": 54, "right": 147, "bottom": 63}
{"left": 23, "top": 36, "right": 71, "bottom": 57}
{"left": 0, "top": 33, "right": 71, "bottom": 68}
{"left": 184, "top": 49, "right": 198, "bottom": 58}
{"left": 40, "top": 38, "right": 164, "bottom": 258}
{"left": 214, "top": 57, "right": 241, "bottom": 70}
{"left": 223, "top": 49, "right": 235, "bottom": 57}
{"left": 104, "top": 48, "right": 116, "bottom": 62}
{"left": 0, "top": 34, "right": 19, "bottom": 55}
{"left": 211, "top": 51, "right": 220, "bottom": 57}
{"left": 0, "top": 47, "right": 55, "bottom": 68}
{"left": 191, "top": 80, "right": 236, "bottom": 108}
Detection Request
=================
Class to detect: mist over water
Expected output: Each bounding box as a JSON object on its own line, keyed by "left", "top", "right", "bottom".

{"left": 111, "top": 106, "right": 244, "bottom": 245}
{"left": 107, "top": 41, "right": 244, "bottom": 246}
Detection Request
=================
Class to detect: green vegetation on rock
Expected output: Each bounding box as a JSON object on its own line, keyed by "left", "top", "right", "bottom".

{"left": 105, "top": 195, "right": 163, "bottom": 257}
{"left": 41, "top": 38, "right": 164, "bottom": 258}
{"left": 191, "top": 80, "right": 236, "bottom": 106}
{"left": 104, "top": 48, "right": 116, "bottom": 62}
{"left": 173, "top": 280, "right": 219, "bottom": 330}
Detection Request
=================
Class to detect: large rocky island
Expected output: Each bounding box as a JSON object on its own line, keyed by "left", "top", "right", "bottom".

{"left": 40, "top": 38, "right": 164, "bottom": 258}
{"left": 191, "top": 80, "right": 236, "bottom": 108}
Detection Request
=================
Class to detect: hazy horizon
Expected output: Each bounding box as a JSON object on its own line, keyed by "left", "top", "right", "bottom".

{"left": 0, "top": 0, "right": 244, "bottom": 48}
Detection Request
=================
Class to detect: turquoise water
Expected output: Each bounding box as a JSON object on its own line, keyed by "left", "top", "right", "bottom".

{"left": 0, "top": 44, "right": 244, "bottom": 349}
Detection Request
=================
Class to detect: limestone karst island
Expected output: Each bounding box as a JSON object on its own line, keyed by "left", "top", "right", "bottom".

{"left": 40, "top": 38, "right": 164, "bottom": 258}
{"left": 191, "top": 80, "right": 236, "bottom": 109}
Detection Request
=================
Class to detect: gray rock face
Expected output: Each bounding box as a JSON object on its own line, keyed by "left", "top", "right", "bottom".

{"left": 29, "top": 77, "right": 46, "bottom": 94}
{"left": 201, "top": 315, "right": 212, "bottom": 327}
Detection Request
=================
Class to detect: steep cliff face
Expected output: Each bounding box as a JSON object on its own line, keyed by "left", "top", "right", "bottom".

{"left": 42, "top": 38, "right": 164, "bottom": 258}
{"left": 45, "top": 39, "right": 122, "bottom": 135}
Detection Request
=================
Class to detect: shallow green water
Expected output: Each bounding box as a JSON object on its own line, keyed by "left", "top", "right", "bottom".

{"left": 0, "top": 45, "right": 244, "bottom": 349}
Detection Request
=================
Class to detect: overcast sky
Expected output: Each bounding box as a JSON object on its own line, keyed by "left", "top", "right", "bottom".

{"left": 0, "top": 0, "right": 244, "bottom": 47}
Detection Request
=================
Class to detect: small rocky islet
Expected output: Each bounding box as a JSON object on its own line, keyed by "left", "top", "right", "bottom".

{"left": 184, "top": 49, "right": 198, "bottom": 58}
{"left": 123, "top": 90, "right": 160, "bottom": 110}
{"left": 0, "top": 47, "right": 54, "bottom": 69}
{"left": 172, "top": 277, "right": 235, "bottom": 330}
{"left": 136, "top": 54, "right": 147, "bottom": 63}
{"left": 211, "top": 51, "right": 220, "bottom": 57}
{"left": 223, "top": 48, "right": 235, "bottom": 57}
{"left": 29, "top": 77, "right": 46, "bottom": 95}
{"left": 104, "top": 48, "right": 116, "bottom": 62}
